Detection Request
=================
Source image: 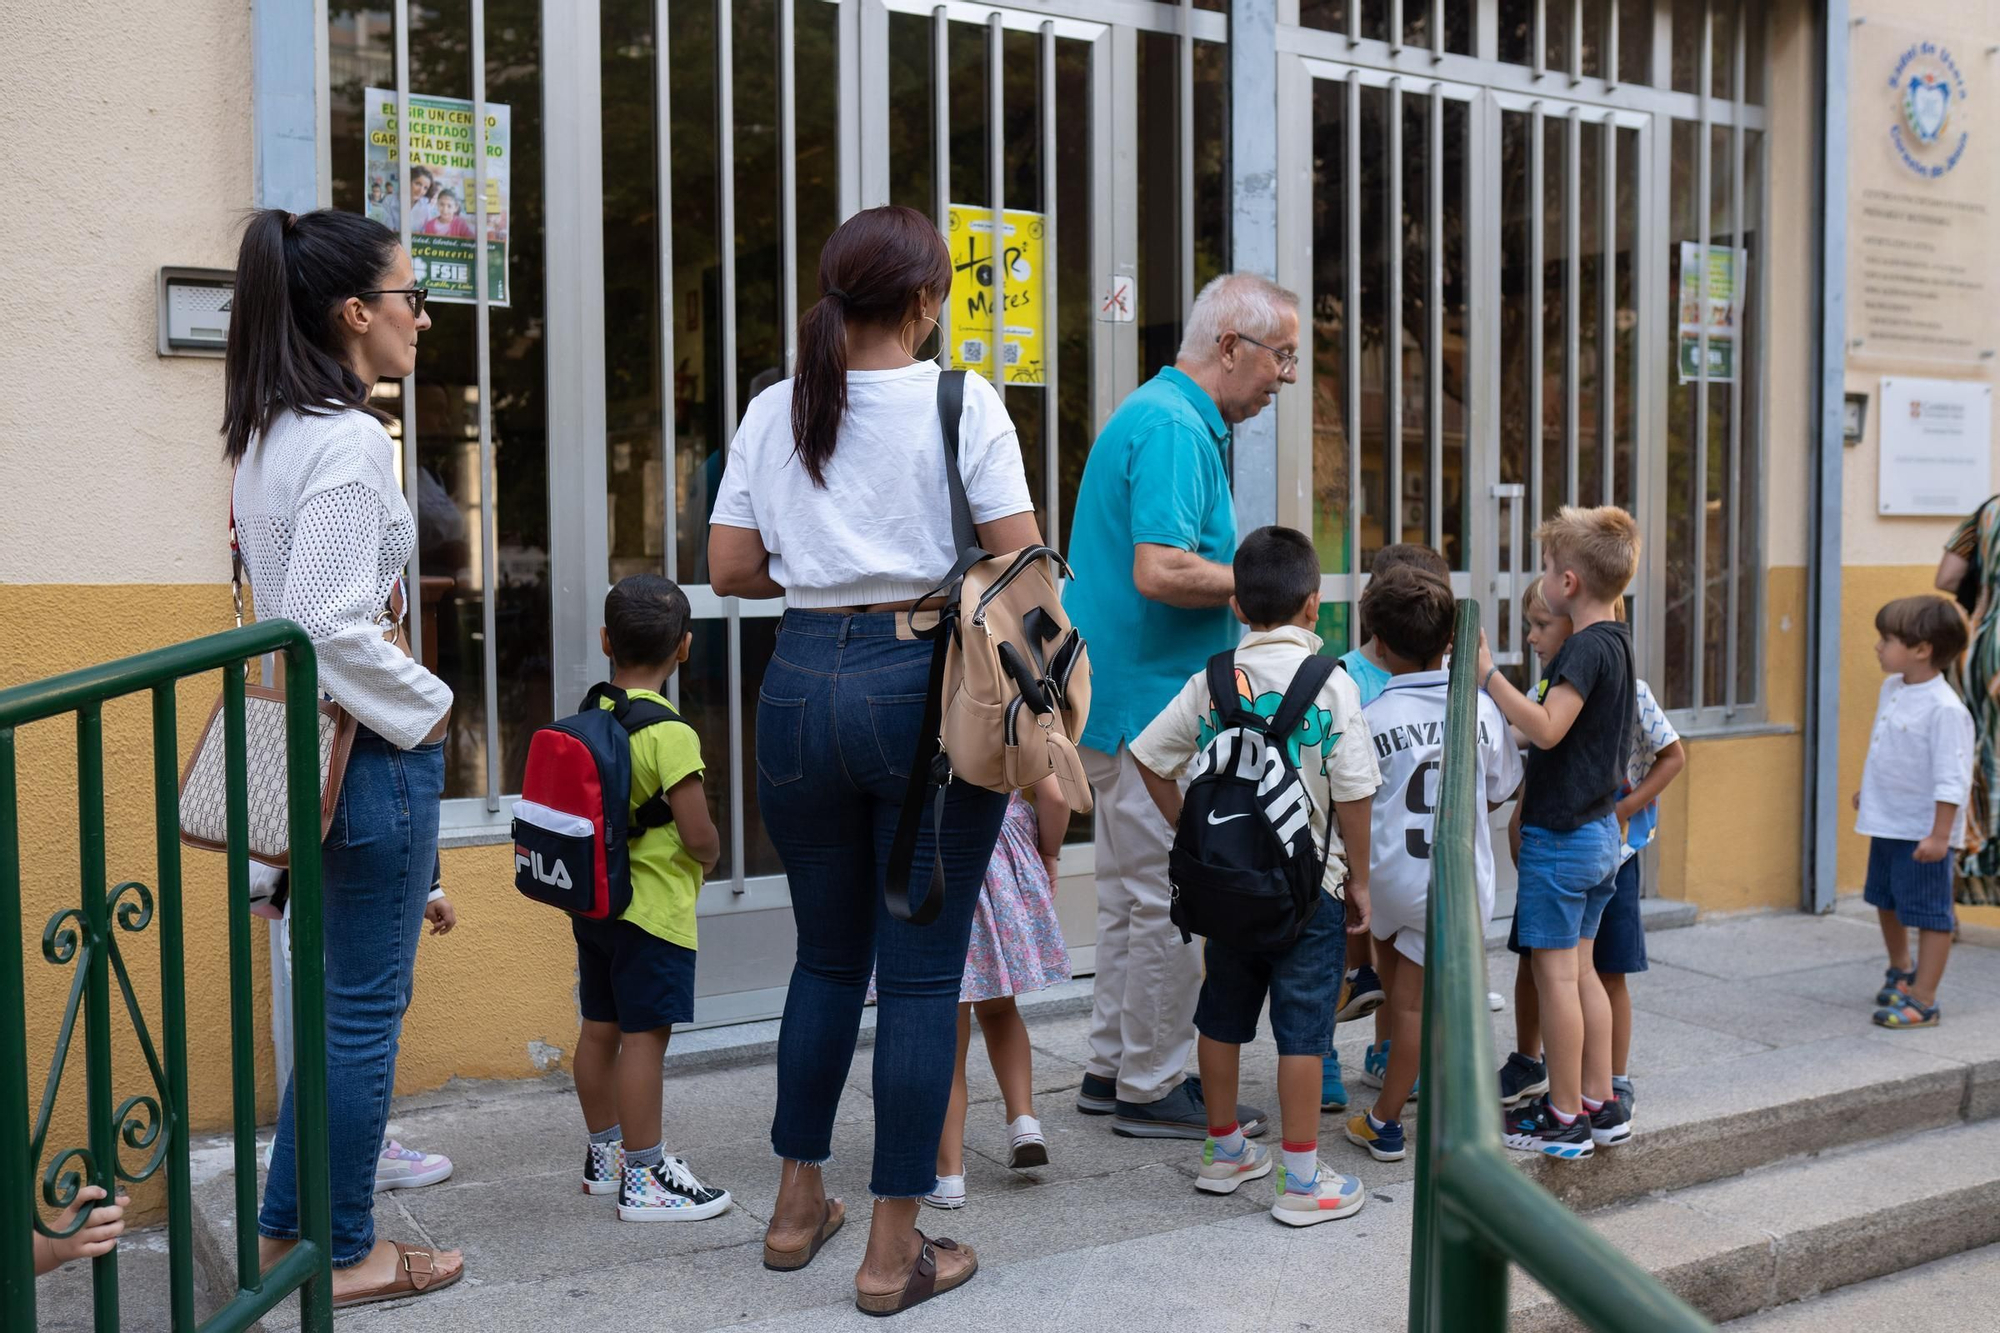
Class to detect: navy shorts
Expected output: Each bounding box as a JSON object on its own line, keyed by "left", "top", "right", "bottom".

{"left": 1590, "top": 857, "right": 1649, "bottom": 974}
{"left": 1863, "top": 837, "right": 1957, "bottom": 933}
{"left": 1193, "top": 895, "right": 1349, "bottom": 1057}
{"left": 573, "top": 917, "right": 696, "bottom": 1033}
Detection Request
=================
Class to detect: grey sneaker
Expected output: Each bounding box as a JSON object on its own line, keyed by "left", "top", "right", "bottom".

{"left": 1498, "top": 1052, "right": 1549, "bottom": 1109}
{"left": 1112, "top": 1077, "right": 1267, "bottom": 1140}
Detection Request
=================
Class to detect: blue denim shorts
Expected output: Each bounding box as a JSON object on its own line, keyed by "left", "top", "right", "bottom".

{"left": 1193, "top": 894, "right": 1348, "bottom": 1057}
{"left": 1514, "top": 816, "right": 1622, "bottom": 951}
{"left": 1590, "top": 856, "right": 1649, "bottom": 974}
{"left": 1864, "top": 837, "right": 1956, "bottom": 933}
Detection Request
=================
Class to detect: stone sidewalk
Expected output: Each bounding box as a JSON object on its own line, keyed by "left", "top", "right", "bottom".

{"left": 34, "top": 897, "right": 2000, "bottom": 1331}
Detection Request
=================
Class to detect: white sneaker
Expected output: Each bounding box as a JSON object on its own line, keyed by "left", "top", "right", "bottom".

{"left": 618, "top": 1154, "right": 732, "bottom": 1222}
{"left": 375, "top": 1139, "right": 453, "bottom": 1191}
{"left": 1488, "top": 991, "right": 1506, "bottom": 1012}
{"left": 1271, "top": 1161, "right": 1367, "bottom": 1226}
{"left": 923, "top": 1173, "right": 966, "bottom": 1209}
{"left": 1007, "top": 1115, "right": 1049, "bottom": 1169}
{"left": 1195, "top": 1138, "right": 1272, "bottom": 1195}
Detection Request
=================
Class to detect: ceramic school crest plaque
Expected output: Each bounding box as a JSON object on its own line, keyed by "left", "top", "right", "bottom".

{"left": 1887, "top": 40, "right": 1970, "bottom": 179}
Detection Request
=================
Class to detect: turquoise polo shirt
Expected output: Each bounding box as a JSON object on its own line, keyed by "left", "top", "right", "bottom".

{"left": 1063, "top": 367, "right": 1239, "bottom": 754}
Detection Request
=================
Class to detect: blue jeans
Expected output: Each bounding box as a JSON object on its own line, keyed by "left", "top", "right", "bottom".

{"left": 759, "top": 611, "right": 1008, "bottom": 1198}
{"left": 1194, "top": 895, "right": 1348, "bottom": 1056}
{"left": 259, "top": 729, "right": 444, "bottom": 1267}
{"left": 1514, "top": 816, "right": 1622, "bottom": 951}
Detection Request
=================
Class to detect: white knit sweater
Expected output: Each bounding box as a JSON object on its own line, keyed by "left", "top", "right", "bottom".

{"left": 233, "top": 407, "right": 453, "bottom": 749}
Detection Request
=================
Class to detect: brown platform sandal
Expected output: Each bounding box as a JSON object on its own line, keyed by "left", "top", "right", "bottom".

{"left": 854, "top": 1231, "right": 977, "bottom": 1317}
{"left": 330, "top": 1242, "right": 465, "bottom": 1309}
{"left": 762, "top": 1197, "right": 846, "bottom": 1272}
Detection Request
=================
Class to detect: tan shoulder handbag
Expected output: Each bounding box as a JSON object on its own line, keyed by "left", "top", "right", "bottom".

{"left": 177, "top": 515, "right": 369, "bottom": 868}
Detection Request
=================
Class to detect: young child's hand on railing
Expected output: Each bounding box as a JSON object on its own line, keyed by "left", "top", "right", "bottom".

{"left": 32, "top": 1185, "right": 128, "bottom": 1275}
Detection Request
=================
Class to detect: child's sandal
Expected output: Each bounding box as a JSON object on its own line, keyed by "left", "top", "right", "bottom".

{"left": 1872, "top": 998, "right": 1940, "bottom": 1029}
{"left": 1874, "top": 967, "right": 1916, "bottom": 1007}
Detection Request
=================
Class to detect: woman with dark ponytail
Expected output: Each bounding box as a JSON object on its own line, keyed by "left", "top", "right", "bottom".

{"left": 224, "top": 208, "right": 464, "bottom": 1307}
{"left": 710, "top": 206, "right": 1039, "bottom": 1314}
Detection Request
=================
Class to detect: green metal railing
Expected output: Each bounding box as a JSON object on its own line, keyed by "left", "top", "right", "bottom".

{"left": 1409, "top": 601, "right": 1711, "bottom": 1332}
{"left": 2, "top": 622, "right": 333, "bottom": 1331}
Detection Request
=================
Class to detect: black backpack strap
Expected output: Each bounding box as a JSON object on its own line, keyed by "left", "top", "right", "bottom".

{"left": 1205, "top": 651, "right": 1246, "bottom": 727}
{"left": 883, "top": 616, "right": 954, "bottom": 925}
{"left": 605, "top": 692, "right": 695, "bottom": 836}
{"left": 938, "top": 369, "right": 978, "bottom": 559}
{"left": 1268, "top": 656, "right": 1337, "bottom": 744}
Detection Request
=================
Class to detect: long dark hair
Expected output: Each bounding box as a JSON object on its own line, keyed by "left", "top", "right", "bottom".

{"left": 221, "top": 208, "right": 402, "bottom": 462}
{"left": 790, "top": 205, "right": 953, "bottom": 487}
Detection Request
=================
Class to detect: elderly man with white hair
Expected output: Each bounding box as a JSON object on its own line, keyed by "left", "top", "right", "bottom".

{"left": 1062, "top": 272, "right": 1301, "bottom": 1139}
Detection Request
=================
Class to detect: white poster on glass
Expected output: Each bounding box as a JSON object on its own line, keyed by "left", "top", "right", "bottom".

{"left": 1878, "top": 376, "right": 1993, "bottom": 515}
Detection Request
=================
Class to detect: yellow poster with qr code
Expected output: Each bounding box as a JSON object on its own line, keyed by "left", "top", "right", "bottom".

{"left": 946, "top": 205, "right": 1046, "bottom": 386}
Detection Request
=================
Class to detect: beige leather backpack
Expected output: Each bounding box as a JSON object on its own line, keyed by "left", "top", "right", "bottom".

{"left": 886, "top": 370, "right": 1094, "bottom": 924}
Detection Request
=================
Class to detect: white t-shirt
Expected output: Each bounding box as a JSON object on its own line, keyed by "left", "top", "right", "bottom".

{"left": 1857, "top": 673, "right": 1976, "bottom": 847}
{"left": 708, "top": 362, "right": 1034, "bottom": 608}
{"left": 1363, "top": 670, "right": 1522, "bottom": 959}
{"left": 1129, "top": 626, "right": 1381, "bottom": 898}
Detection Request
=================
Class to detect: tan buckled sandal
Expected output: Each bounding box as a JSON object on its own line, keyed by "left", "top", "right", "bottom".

{"left": 331, "top": 1241, "right": 465, "bottom": 1309}
{"left": 855, "top": 1231, "right": 977, "bottom": 1317}
{"left": 762, "top": 1197, "right": 846, "bottom": 1272}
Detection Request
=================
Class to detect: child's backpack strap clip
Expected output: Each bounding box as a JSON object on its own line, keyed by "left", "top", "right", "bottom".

{"left": 580, "top": 682, "right": 691, "bottom": 837}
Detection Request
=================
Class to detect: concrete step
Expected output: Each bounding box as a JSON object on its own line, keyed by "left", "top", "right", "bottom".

{"left": 1720, "top": 1243, "right": 2000, "bottom": 1329}
{"left": 1513, "top": 1119, "right": 2000, "bottom": 1330}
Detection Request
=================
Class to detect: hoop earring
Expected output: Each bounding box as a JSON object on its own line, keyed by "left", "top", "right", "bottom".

{"left": 901, "top": 316, "right": 941, "bottom": 361}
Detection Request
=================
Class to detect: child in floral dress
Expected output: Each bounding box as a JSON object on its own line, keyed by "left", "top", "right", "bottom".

{"left": 920, "top": 774, "right": 1073, "bottom": 1209}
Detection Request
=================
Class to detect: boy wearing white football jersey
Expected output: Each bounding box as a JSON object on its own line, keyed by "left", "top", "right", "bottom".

{"left": 1344, "top": 568, "right": 1522, "bottom": 1162}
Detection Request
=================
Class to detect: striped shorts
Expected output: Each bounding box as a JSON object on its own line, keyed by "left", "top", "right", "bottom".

{"left": 1863, "top": 837, "right": 1956, "bottom": 933}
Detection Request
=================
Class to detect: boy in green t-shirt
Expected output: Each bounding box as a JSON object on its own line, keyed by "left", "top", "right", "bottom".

{"left": 573, "top": 575, "right": 733, "bottom": 1221}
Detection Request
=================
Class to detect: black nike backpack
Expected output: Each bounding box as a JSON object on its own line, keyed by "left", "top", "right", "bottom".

{"left": 1167, "top": 651, "right": 1337, "bottom": 953}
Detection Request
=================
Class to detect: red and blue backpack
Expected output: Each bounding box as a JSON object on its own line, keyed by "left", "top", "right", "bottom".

{"left": 511, "top": 683, "right": 691, "bottom": 920}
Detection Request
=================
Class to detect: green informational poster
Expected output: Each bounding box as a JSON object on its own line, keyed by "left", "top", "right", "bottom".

{"left": 1677, "top": 242, "right": 1744, "bottom": 384}
{"left": 364, "top": 89, "right": 511, "bottom": 306}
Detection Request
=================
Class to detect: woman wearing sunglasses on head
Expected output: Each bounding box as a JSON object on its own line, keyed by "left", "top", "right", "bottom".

{"left": 220, "top": 208, "right": 462, "bottom": 1309}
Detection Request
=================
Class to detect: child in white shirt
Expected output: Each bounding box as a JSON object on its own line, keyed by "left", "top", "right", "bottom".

{"left": 1856, "top": 595, "right": 1975, "bottom": 1029}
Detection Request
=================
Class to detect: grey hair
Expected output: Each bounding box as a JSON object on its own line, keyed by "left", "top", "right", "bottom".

{"left": 1177, "top": 273, "right": 1301, "bottom": 363}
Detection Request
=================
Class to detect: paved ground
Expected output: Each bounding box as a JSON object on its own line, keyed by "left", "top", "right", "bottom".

{"left": 29, "top": 897, "right": 2000, "bottom": 1331}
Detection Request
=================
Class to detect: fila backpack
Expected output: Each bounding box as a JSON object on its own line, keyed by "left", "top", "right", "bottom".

{"left": 1168, "top": 651, "right": 1337, "bottom": 953}
{"left": 511, "top": 683, "right": 690, "bottom": 920}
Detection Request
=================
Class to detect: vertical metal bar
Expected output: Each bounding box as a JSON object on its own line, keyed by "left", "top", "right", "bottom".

{"left": 1725, "top": 17, "right": 1744, "bottom": 716}
{"left": 1565, "top": 105, "right": 1580, "bottom": 508}
{"left": 781, "top": 0, "right": 799, "bottom": 379}
{"left": 859, "top": 0, "right": 891, "bottom": 209}
{"left": 1429, "top": 83, "right": 1444, "bottom": 552}
{"left": 989, "top": 9, "right": 1006, "bottom": 400}
{"left": 1533, "top": 0, "right": 1546, "bottom": 79}
{"left": 1388, "top": 77, "right": 1403, "bottom": 545}
{"left": 1529, "top": 102, "right": 1543, "bottom": 535}
{"left": 1180, "top": 0, "right": 1195, "bottom": 308}
{"left": 1602, "top": 115, "right": 1616, "bottom": 508}
{"left": 1606, "top": 0, "right": 1619, "bottom": 89}
{"left": 839, "top": 0, "right": 861, "bottom": 217}
{"left": 1693, "top": 0, "right": 1711, "bottom": 712}
{"left": 1391, "top": 0, "right": 1404, "bottom": 54}
{"left": 1346, "top": 69, "right": 1362, "bottom": 637}
{"left": 313, "top": 0, "right": 332, "bottom": 207}
{"left": 934, "top": 7, "right": 951, "bottom": 358}
{"left": 219, "top": 674, "right": 259, "bottom": 1297}
{"left": 656, "top": 0, "right": 678, "bottom": 582}
{"left": 1807, "top": 0, "right": 1850, "bottom": 913}
{"left": 0, "top": 729, "right": 30, "bottom": 1328}
{"left": 1348, "top": 0, "right": 1360, "bottom": 46}
{"left": 1432, "top": 0, "right": 1445, "bottom": 61}
{"left": 473, "top": 0, "right": 500, "bottom": 813}
{"left": 76, "top": 705, "right": 116, "bottom": 1326}
{"left": 1042, "top": 20, "right": 1061, "bottom": 541}
{"left": 1569, "top": 0, "right": 1583, "bottom": 84}
{"left": 1089, "top": 30, "right": 1121, "bottom": 429}
{"left": 151, "top": 690, "right": 195, "bottom": 1331}
{"left": 393, "top": 0, "right": 422, "bottom": 667}
{"left": 283, "top": 646, "right": 334, "bottom": 1331}
{"left": 719, "top": 0, "right": 747, "bottom": 891}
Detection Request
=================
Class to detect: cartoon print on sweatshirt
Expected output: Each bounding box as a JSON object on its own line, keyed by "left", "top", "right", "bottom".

{"left": 1196, "top": 667, "right": 1340, "bottom": 772}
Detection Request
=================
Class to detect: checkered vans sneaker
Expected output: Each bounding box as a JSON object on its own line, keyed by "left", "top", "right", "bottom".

{"left": 582, "top": 1139, "right": 624, "bottom": 1196}
{"left": 618, "top": 1154, "right": 733, "bottom": 1222}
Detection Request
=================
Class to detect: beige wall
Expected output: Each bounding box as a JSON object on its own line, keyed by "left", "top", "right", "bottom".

{"left": 0, "top": 1, "right": 247, "bottom": 587}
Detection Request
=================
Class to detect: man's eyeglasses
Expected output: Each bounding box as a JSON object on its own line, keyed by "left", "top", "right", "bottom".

{"left": 356, "top": 287, "right": 429, "bottom": 317}
{"left": 1219, "top": 332, "right": 1299, "bottom": 371}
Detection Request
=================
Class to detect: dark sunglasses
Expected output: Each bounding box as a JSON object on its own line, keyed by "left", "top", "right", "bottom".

{"left": 356, "top": 286, "right": 429, "bottom": 317}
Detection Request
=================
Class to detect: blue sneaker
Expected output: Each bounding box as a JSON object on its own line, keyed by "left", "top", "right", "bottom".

{"left": 1320, "top": 1053, "right": 1349, "bottom": 1112}
{"left": 1357, "top": 1042, "right": 1418, "bottom": 1100}
{"left": 1344, "top": 1112, "right": 1406, "bottom": 1162}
